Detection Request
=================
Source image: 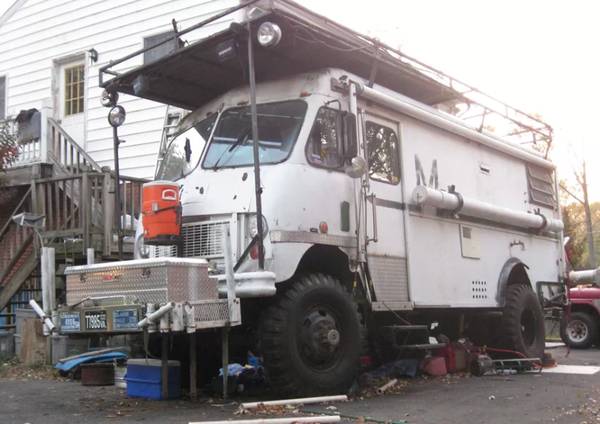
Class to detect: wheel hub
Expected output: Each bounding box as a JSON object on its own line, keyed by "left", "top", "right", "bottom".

{"left": 567, "top": 320, "right": 588, "bottom": 342}
{"left": 301, "top": 309, "right": 341, "bottom": 365}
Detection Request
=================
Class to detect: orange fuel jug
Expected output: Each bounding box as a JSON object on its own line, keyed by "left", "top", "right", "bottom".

{"left": 142, "top": 181, "right": 181, "bottom": 245}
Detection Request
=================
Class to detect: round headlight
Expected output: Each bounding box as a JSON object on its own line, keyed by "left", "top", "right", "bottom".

{"left": 108, "top": 105, "right": 126, "bottom": 127}
{"left": 257, "top": 22, "right": 282, "bottom": 48}
{"left": 100, "top": 89, "right": 118, "bottom": 108}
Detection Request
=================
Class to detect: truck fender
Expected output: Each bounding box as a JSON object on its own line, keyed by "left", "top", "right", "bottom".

{"left": 496, "top": 257, "right": 530, "bottom": 306}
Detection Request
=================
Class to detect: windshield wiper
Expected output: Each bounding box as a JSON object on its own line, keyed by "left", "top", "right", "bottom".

{"left": 211, "top": 127, "right": 251, "bottom": 170}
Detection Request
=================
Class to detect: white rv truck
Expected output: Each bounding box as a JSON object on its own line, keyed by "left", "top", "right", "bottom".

{"left": 61, "top": 0, "right": 565, "bottom": 394}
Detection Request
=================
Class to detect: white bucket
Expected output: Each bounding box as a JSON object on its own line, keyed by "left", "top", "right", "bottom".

{"left": 115, "top": 365, "right": 127, "bottom": 389}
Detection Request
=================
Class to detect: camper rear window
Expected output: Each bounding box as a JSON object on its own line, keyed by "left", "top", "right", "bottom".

{"left": 365, "top": 121, "right": 400, "bottom": 184}
{"left": 527, "top": 165, "right": 556, "bottom": 208}
{"left": 202, "top": 100, "right": 307, "bottom": 169}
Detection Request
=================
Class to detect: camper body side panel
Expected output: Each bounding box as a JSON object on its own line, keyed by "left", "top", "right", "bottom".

{"left": 392, "top": 112, "right": 561, "bottom": 308}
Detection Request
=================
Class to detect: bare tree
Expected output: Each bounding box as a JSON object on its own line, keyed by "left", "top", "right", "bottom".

{"left": 560, "top": 160, "right": 596, "bottom": 268}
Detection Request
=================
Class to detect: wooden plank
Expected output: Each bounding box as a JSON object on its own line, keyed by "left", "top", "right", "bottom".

{"left": 102, "top": 173, "right": 114, "bottom": 257}
{"left": 62, "top": 179, "right": 67, "bottom": 228}
{"left": 19, "top": 318, "right": 46, "bottom": 365}
{"left": 42, "top": 229, "right": 84, "bottom": 238}
{"left": 81, "top": 172, "right": 90, "bottom": 251}
{"left": 54, "top": 179, "right": 60, "bottom": 229}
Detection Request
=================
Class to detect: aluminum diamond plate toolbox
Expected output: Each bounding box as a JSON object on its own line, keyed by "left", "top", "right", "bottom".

{"left": 65, "top": 258, "right": 215, "bottom": 306}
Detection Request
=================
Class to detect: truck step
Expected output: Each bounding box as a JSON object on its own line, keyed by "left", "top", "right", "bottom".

{"left": 397, "top": 343, "right": 447, "bottom": 350}
{"left": 383, "top": 325, "right": 429, "bottom": 332}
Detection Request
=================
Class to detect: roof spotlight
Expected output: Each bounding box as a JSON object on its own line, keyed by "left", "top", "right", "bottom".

{"left": 108, "top": 105, "right": 126, "bottom": 128}
{"left": 101, "top": 89, "right": 119, "bottom": 108}
{"left": 257, "top": 22, "right": 282, "bottom": 48}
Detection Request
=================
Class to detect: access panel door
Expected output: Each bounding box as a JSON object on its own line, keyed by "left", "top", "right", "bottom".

{"left": 363, "top": 114, "right": 410, "bottom": 307}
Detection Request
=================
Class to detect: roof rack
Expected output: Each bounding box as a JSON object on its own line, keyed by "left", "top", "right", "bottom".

{"left": 99, "top": 0, "right": 552, "bottom": 157}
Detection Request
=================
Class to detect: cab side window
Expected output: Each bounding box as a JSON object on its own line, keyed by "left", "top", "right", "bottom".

{"left": 365, "top": 121, "right": 400, "bottom": 184}
{"left": 307, "top": 107, "right": 343, "bottom": 168}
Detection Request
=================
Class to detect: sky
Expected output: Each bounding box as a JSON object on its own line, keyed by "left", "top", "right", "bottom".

{"left": 1, "top": 0, "right": 599, "bottom": 200}
{"left": 299, "top": 0, "right": 600, "bottom": 201}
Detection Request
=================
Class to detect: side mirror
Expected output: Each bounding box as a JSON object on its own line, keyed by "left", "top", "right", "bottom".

{"left": 345, "top": 156, "right": 367, "bottom": 178}
{"left": 342, "top": 113, "right": 357, "bottom": 159}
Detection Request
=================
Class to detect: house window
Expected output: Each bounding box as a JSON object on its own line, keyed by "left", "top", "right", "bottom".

{"left": 527, "top": 164, "right": 556, "bottom": 208}
{"left": 0, "top": 76, "right": 6, "bottom": 120}
{"left": 365, "top": 121, "right": 400, "bottom": 184}
{"left": 64, "top": 65, "right": 84, "bottom": 116}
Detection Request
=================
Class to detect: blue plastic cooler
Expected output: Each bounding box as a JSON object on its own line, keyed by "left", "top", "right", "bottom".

{"left": 126, "top": 358, "right": 181, "bottom": 400}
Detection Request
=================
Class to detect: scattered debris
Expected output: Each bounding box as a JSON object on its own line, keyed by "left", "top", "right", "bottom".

{"left": 189, "top": 416, "right": 341, "bottom": 424}
{"left": 241, "top": 395, "right": 348, "bottom": 410}
{"left": 55, "top": 348, "right": 127, "bottom": 375}
{"left": 0, "top": 357, "right": 64, "bottom": 381}
{"left": 376, "top": 378, "right": 398, "bottom": 395}
{"left": 421, "top": 356, "right": 447, "bottom": 377}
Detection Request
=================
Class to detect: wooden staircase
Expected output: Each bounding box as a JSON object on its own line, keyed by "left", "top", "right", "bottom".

{"left": 0, "top": 118, "right": 146, "bottom": 313}
{"left": 0, "top": 188, "right": 37, "bottom": 312}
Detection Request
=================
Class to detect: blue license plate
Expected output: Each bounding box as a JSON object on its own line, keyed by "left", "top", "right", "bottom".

{"left": 113, "top": 309, "right": 138, "bottom": 330}
{"left": 60, "top": 312, "right": 81, "bottom": 332}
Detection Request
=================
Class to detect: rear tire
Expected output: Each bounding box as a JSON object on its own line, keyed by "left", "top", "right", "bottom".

{"left": 258, "top": 273, "right": 362, "bottom": 395}
{"left": 560, "top": 311, "right": 597, "bottom": 349}
{"left": 501, "top": 284, "right": 545, "bottom": 358}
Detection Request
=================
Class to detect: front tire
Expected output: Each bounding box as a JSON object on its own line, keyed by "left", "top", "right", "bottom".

{"left": 501, "top": 284, "right": 545, "bottom": 358}
{"left": 259, "top": 273, "right": 362, "bottom": 395}
{"left": 560, "top": 311, "right": 598, "bottom": 349}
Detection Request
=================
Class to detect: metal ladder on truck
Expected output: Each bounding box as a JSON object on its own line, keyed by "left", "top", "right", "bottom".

{"left": 154, "top": 105, "right": 185, "bottom": 178}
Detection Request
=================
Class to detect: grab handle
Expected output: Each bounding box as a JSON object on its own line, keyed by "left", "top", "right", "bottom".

{"left": 162, "top": 189, "right": 177, "bottom": 201}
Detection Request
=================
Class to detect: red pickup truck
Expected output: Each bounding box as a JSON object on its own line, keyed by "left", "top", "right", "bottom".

{"left": 561, "top": 286, "right": 600, "bottom": 348}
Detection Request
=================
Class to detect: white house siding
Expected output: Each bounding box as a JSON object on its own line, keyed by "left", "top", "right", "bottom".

{"left": 0, "top": 0, "right": 242, "bottom": 178}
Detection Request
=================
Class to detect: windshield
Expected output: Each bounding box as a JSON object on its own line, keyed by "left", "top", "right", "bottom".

{"left": 202, "top": 100, "right": 307, "bottom": 169}
{"left": 156, "top": 114, "right": 217, "bottom": 181}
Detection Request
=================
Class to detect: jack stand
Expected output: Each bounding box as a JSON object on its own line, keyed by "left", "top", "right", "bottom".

{"left": 189, "top": 332, "right": 197, "bottom": 401}
{"left": 161, "top": 333, "right": 169, "bottom": 400}
{"left": 222, "top": 326, "right": 230, "bottom": 400}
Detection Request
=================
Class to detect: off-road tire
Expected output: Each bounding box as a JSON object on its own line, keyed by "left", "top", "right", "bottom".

{"left": 560, "top": 311, "right": 598, "bottom": 349}
{"left": 501, "top": 284, "right": 545, "bottom": 358}
{"left": 259, "top": 273, "right": 362, "bottom": 395}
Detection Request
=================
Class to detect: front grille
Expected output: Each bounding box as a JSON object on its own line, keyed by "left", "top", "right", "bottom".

{"left": 182, "top": 220, "right": 228, "bottom": 258}
{"left": 148, "top": 245, "right": 178, "bottom": 258}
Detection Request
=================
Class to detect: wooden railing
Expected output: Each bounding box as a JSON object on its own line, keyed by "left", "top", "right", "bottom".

{"left": 6, "top": 112, "right": 103, "bottom": 173}
{"left": 13, "top": 140, "right": 42, "bottom": 166}
{"left": 32, "top": 170, "right": 146, "bottom": 257}
{"left": 0, "top": 188, "right": 34, "bottom": 286}
{"left": 47, "top": 118, "right": 102, "bottom": 174}
{"left": 3, "top": 113, "right": 146, "bottom": 258}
